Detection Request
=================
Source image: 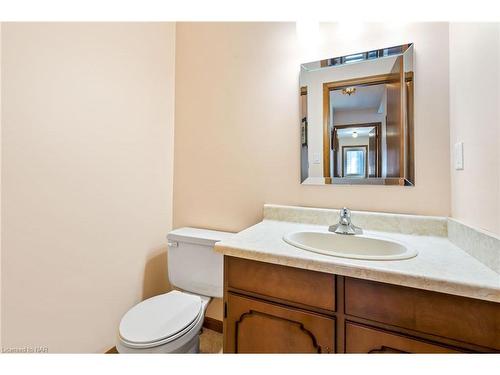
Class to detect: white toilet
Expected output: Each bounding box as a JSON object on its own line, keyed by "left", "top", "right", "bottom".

{"left": 116, "top": 227, "right": 233, "bottom": 353}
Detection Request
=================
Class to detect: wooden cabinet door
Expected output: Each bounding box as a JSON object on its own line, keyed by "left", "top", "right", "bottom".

{"left": 345, "top": 322, "right": 464, "bottom": 353}
{"left": 225, "top": 257, "right": 336, "bottom": 312}
{"left": 224, "top": 293, "right": 335, "bottom": 353}
{"left": 345, "top": 277, "right": 500, "bottom": 350}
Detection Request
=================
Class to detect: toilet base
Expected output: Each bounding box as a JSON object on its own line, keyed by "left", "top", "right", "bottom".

{"left": 116, "top": 332, "right": 200, "bottom": 354}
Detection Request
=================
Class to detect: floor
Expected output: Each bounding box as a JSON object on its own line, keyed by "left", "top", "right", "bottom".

{"left": 199, "top": 327, "right": 223, "bottom": 354}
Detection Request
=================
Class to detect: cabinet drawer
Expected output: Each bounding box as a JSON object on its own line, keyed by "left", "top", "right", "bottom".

{"left": 225, "top": 256, "right": 335, "bottom": 311}
{"left": 345, "top": 277, "right": 500, "bottom": 350}
{"left": 345, "top": 322, "right": 462, "bottom": 353}
{"left": 225, "top": 293, "right": 335, "bottom": 353}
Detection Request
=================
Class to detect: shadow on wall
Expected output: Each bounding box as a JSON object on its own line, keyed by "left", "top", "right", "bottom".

{"left": 142, "top": 247, "right": 171, "bottom": 300}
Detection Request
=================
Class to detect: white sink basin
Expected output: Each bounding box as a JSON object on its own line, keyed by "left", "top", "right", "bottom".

{"left": 283, "top": 231, "right": 417, "bottom": 260}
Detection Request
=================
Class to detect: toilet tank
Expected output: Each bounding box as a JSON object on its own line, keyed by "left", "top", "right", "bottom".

{"left": 166, "top": 227, "right": 234, "bottom": 298}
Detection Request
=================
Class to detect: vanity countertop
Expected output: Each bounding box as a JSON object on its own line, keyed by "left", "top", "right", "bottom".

{"left": 214, "top": 208, "right": 500, "bottom": 303}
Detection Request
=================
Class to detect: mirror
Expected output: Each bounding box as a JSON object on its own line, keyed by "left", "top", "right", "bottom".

{"left": 300, "top": 44, "right": 414, "bottom": 186}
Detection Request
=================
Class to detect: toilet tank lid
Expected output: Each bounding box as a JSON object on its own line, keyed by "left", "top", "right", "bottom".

{"left": 167, "top": 227, "right": 234, "bottom": 246}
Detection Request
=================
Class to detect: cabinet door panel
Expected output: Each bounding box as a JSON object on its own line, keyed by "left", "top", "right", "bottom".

{"left": 226, "top": 256, "right": 335, "bottom": 311}
{"left": 345, "top": 277, "right": 500, "bottom": 350}
{"left": 345, "top": 322, "right": 463, "bottom": 353}
{"left": 225, "top": 293, "right": 335, "bottom": 353}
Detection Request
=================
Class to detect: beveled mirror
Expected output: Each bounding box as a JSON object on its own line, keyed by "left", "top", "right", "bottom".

{"left": 300, "top": 43, "right": 414, "bottom": 186}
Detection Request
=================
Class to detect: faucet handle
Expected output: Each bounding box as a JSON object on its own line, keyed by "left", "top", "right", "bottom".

{"left": 340, "top": 207, "right": 350, "bottom": 218}
{"left": 329, "top": 207, "right": 362, "bottom": 235}
{"left": 339, "top": 207, "right": 351, "bottom": 224}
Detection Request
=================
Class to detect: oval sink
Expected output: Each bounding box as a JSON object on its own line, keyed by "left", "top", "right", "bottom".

{"left": 283, "top": 231, "right": 417, "bottom": 260}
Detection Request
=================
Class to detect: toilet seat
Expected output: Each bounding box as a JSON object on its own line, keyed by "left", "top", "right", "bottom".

{"left": 119, "top": 290, "right": 203, "bottom": 349}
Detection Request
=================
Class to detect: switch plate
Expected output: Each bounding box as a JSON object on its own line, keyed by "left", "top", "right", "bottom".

{"left": 454, "top": 142, "right": 464, "bottom": 170}
{"left": 312, "top": 152, "right": 321, "bottom": 164}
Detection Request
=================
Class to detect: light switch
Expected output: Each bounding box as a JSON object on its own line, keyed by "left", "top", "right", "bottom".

{"left": 313, "top": 152, "right": 321, "bottom": 164}
{"left": 454, "top": 142, "right": 464, "bottom": 170}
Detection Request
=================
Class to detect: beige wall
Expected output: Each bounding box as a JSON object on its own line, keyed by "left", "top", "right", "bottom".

{"left": 1, "top": 23, "right": 176, "bottom": 353}
{"left": 174, "top": 23, "right": 450, "bottom": 322}
{"left": 173, "top": 22, "right": 451, "bottom": 234}
{"left": 0, "top": 23, "right": 2, "bottom": 349}
{"left": 449, "top": 23, "right": 500, "bottom": 235}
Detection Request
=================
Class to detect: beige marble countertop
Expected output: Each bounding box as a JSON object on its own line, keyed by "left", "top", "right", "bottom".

{"left": 215, "top": 219, "right": 500, "bottom": 303}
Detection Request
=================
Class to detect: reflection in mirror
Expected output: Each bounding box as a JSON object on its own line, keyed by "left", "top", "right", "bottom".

{"left": 299, "top": 44, "right": 414, "bottom": 186}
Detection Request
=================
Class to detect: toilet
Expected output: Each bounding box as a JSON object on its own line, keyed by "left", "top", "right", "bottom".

{"left": 116, "top": 227, "right": 234, "bottom": 353}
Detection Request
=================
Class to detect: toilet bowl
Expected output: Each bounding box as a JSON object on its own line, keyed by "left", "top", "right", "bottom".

{"left": 117, "top": 291, "right": 210, "bottom": 353}
{"left": 116, "top": 227, "right": 233, "bottom": 353}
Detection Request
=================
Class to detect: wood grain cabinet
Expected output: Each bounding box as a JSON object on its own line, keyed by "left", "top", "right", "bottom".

{"left": 223, "top": 256, "right": 500, "bottom": 353}
{"left": 225, "top": 293, "right": 335, "bottom": 353}
{"left": 345, "top": 322, "right": 462, "bottom": 353}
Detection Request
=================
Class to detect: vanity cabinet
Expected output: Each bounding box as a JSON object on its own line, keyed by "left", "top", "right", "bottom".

{"left": 223, "top": 256, "right": 500, "bottom": 353}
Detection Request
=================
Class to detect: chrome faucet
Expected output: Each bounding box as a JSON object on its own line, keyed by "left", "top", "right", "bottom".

{"left": 328, "top": 207, "right": 363, "bottom": 235}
